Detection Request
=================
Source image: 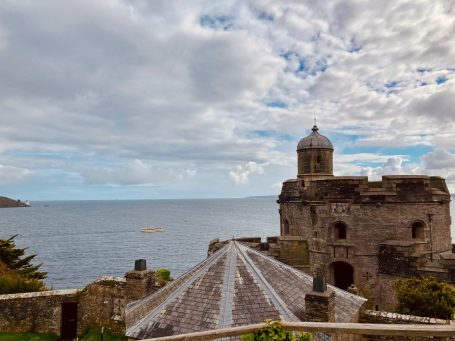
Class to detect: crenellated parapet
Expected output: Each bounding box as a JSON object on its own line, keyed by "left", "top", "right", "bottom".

{"left": 279, "top": 175, "right": 450, "bottom": 204}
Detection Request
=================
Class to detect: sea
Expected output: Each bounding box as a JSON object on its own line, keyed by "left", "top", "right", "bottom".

{"left": 0, "top": 197, "right": 279, "bottom": 289}
{"left": 1, "top": 198, "right": 454, "bottom": 290}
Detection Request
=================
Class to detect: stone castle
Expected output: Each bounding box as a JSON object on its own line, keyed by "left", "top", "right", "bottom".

{"left": 210, "top": 125, "right": 455, "bottom": 310}
{"left": 276, "top": 125, "right": 455, "bottom": 309}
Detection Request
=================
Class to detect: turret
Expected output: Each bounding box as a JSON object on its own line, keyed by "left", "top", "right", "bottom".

{"left": 297, "top": 125, "right": 334, "bottom": 178}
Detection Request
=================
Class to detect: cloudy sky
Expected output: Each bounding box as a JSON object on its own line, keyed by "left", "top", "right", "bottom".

{"left": 0, "top": 0, "right": 454, "bottom": 200}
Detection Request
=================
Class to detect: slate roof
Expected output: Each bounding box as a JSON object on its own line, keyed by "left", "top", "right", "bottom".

{"left": 125, "top": 241, "right": 366, "bottom": 339}
{"left": 297, "top": 125, "right": 333, "bottom": 150}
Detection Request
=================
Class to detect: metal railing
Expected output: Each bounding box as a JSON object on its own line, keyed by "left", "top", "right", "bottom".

{"left": 140, "top": 321, "right": 455, "bottom": 341}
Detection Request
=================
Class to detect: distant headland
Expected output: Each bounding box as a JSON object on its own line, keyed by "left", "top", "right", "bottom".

{"left": 0, "top": 196, "right": 30, "bottom": 208}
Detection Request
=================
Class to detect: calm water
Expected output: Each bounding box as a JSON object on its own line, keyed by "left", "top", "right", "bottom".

{"left": 1, "top": 198, "right": 454, "bottom": 290}
{"left": 0, "top": 198, "right": 279, "bottom": 289}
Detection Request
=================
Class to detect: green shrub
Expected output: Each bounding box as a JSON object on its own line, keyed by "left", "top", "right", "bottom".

{"left": 0, "top": 235, "right": 46, "bottom": 280}
{"left": 0, "top": 273, "right": 46, "bottom": 294}
{"left": 155, "top": 268, "right": 173, "bottom": 286}
{"left": 0, "top": 235, "right": 47, "bottom": 294}
{"left": 241, "top": 320, "right": 313, "bottom": 341}
{"left": 395, "top": 276, "right": 455, "bottom": 319}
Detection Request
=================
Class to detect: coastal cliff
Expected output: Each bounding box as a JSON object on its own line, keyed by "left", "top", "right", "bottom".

{"left": 0, "top": 196, "right": 29, "bottom": 208}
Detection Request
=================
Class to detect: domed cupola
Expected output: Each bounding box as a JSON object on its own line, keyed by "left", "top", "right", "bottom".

{"left": 297, "top": 125, "right": 334, "bottom": 178}
{"left": 297, "top": 125, "right": 333, "bottom": 150}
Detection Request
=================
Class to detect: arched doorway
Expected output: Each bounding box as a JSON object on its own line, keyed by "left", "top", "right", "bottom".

{"left": 331, "top": 261, "right": 354, "bottom": 291}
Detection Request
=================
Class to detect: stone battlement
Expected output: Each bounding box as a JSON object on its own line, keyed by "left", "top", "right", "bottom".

{"left": 280, "top": 175, "right": 450, "bottom": 204}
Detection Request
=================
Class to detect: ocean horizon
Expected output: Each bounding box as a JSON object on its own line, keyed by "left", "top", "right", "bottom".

{"left": 0, "top": 197, "right": 280, "bottom": 289}
{"left": 1, "top": 197, "right": 454, "bottom": 290}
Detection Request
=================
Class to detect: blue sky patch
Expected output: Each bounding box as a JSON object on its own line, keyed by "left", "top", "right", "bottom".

{"left": 257, "top": 11, "right": 274, "bottom": 21}
{"left": 416, "top": 67, "right": 432, "bottom": 73}
{"left": 200, "top": 15, "right": 233, "bottom": 30}
{"left": 385, "top": 80, "right": 399, "bottom": 88}
{"left": 297, "top": 59, "right": 306, "bottom": 73}
{"left": 278, "top": 134, "right": 294, "bottom": 142}
{"left": 254, "top": 130, "right": 294, "bottom": 142}
{"left": 280, "top": 51, "right": 297, "bottom": 61}
{"left": 436, "top": 76, "right": 448, "bottom": 85}
{"left": 266, "top": 100, "right": 287, "bottom": 108}
{"left": 342, "top": 144, "right": 433, "bottom": 164}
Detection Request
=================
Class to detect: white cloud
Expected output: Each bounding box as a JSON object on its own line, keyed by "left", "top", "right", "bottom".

{"left": 81, "top": 159, "right": 196, "bottom": 186}
{"left": 0, "top": 0, "right": 453, "bottom": 197}
{"left": 421, "top": 149, "right": 455, "bottom": 170}
{"left": 360, "top": 156, "right": 418, "bottom": 180}
{"left": 0, "top": 164, "right": 34, "bottom": 185}
{"left": 229, "top": 161, "right": 265, "bottom": 184}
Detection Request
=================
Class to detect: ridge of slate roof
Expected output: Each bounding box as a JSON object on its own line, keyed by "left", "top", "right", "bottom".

{"left": 125, "top": 240, "right": 366, "bottom": 340}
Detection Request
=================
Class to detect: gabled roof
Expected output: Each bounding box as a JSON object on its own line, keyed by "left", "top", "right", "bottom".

{"left": 126, "top": 241, "right": 366, "bottom": 339}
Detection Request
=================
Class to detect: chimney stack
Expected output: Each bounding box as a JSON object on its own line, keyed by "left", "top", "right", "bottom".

{"left": 125, "top": 259, "right": 155, "bottom": 303}
{"left": 305, "top": 274, "right": 335, "bottom": 322}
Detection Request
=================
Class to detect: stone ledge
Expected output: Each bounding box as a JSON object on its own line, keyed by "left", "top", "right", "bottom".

{"left": 0, "top": 289, "right": 79, "bottom": 300}
{"left": 361, "top": 310, "right": 451, "bottom": 325}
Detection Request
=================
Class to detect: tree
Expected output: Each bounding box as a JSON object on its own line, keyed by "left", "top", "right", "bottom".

{"left": 395, "top": 276, "right": 455, "bottom": 320}
{"left": 0, "top": 235, "right": 47, "bottom": 294}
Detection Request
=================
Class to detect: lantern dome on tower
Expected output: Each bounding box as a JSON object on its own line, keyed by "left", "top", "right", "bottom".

{"left": 297, "top": 125, "right": 333, "bottom": 150}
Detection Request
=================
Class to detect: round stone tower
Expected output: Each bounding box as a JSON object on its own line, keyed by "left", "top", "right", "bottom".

{"left": 297, "top": 125, "right": 334, "bottom": 178}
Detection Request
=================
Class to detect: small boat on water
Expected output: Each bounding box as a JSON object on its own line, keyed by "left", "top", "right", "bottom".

{"left": 141, "top": 227, "right": 164, "bottom": 233}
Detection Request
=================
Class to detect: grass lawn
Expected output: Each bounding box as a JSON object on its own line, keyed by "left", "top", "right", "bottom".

{"left": 78, "top": 328, "right": 127, "bottom": 341}
{"left": 0, "top": 332, "right": 57, "bottom": 341}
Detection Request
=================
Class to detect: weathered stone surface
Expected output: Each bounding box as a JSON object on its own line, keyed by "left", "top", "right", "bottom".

{"left": 125, "top": 269, "right": 155, "bottom": 303}
{"left": 0, "top": 265, "right": 159, "bottom": 338}
{"left": 359, "top": 310, "right": 453, "bottom": 341}
{"left": 78, "top": 276, "right": 126, "bottom": 335}
{"left": 304, "top": 290, "right": 335, "bottom": 322}
{"left": 275, "top": 125, "right": 455, "bottom": 311}
{"left": 0, "top": 289, "right": 78, "bottom": 335}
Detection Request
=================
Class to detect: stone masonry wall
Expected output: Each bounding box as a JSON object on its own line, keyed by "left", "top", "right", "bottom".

{"left": 78, "top": 276, "right": 127, "bottom": 335}
{"left": 304, "top": 290, "right": 335, "bottom": 322}
{"left": 278, "top": 174, "right": 454, "bottom": 311}
{"left": 0, "top": 265, "right": 159, "bottom": 338}
{"left": 359, "top": 310, "right": 455, "bottom": 341}
{"left": 0, "top": 289, "right": 79, "bottom": 335}
{"left": 360, "top": 310, "right": 451, "bottom": 325}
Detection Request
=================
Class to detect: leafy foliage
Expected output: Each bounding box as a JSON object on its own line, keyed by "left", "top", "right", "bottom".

{"left": 241, "top": 320, "right": 313, "bottom": 341}
{"left": 0, "top": 273, "right": 46, "bottom": 294}
{"left": 155, "top": 268, "right": 173, "bottom": 286}
{"left": 0, "top": 235, "right": 46, "bottom": 280}
{"left": 0, "top": 235, "right": 47, "bottom": 294}
{"left": 395, "top": 276, "right": 455, "bottom": 319}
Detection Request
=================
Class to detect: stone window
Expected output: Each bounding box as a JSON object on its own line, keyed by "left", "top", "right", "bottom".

{"left": 411, "top": 221, "right": 425, "bottom": 239}
{"left": 334, "top": 222, "right": 347, "bottom": 239}
{"left": 317, "top": 155, "right": 321, "bottom": 164}
{"left": 283, "top": 219, "right": 290, "bottom": 235}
